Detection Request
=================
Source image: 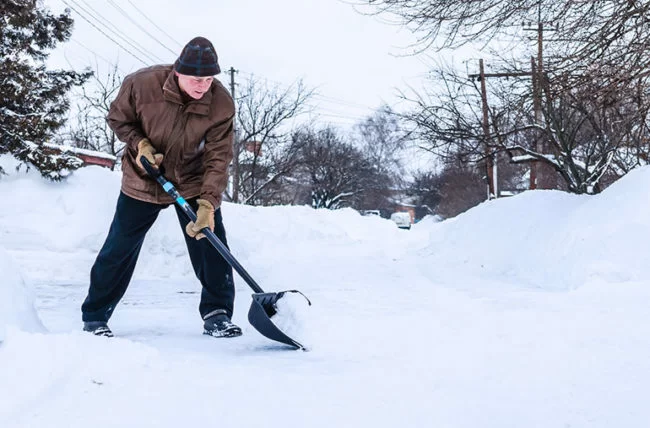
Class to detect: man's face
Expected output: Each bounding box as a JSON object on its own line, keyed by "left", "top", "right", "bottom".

{"left": 175, "top": 71, "right": 213, "bottom": 99}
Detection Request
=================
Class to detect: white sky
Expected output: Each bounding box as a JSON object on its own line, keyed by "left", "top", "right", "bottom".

{"left": 42, "top": 0, "right": 434, "bottom": 130}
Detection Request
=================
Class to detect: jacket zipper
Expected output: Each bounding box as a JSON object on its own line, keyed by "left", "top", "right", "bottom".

{"left": 166, "top": 104, "right": 189, "bottom": 185}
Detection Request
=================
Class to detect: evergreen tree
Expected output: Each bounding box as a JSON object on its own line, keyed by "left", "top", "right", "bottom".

{"left": 0, "top": 0, "right": 90, "bottom": 179}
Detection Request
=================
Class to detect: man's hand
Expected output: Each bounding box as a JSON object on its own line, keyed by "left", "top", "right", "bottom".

{"left": 136, "top": 138, "right": 164, "bottom": 170}
{"left": 185, "top": 199, "right": 215, "bottom": 240}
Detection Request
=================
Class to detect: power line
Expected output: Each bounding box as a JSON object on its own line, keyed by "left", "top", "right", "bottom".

{"left": 311, "top": 93, "right": 381, "bottom": 112}
{"left": 235, "top": 69, "right": 406, "bottom": 128}
{"left": 237, "top": 69, "right": 381, "bottom": 113}
{"left": 107, "top": 0, "right": 178, "bottom": 57}
{"left": 305, "top": 105, "right": 370, "bottom": 122}
{"left": 234, "top": 73, "right": 373, "bottom": 126}
{"left": 64, "top": 2, "right": 384, "bottom": 128}
{"left": 238, "top": 70, "right": 301, "bottom": 90}
{"left": 125, "top": 0, "right": 184, "bottom": 50}
{"left": 69, "top": 39, "right": 127, "bottom": 74}
{"left": 70, "top": 0, "right": 163, "bottom": 63}
{"left": 78, "top": 0, "right": 166, "bottom": 63}
{"left": 231, "top": 70, "right": 373, "bottom": 128}
{"left": 313, "top": 112, "right": 365, "bottom": 122}
{"left": 62, "top": 0, "right": 150, "bottom": 66}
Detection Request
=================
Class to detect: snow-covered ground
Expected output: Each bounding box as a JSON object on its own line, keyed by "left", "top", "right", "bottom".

{"left": 2, "top": 154, "right": 650, "bottom": 427}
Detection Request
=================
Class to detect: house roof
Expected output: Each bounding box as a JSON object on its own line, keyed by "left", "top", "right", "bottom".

{"left": 44, "top": 143, "right": 117, "bottom": 161}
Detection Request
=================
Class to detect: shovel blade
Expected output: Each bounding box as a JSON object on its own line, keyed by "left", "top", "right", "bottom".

{"left": 248, "top": 292, "right": 307, "bottom": 350}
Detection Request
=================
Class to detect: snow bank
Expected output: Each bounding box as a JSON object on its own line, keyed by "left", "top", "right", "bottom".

{"left": 0, "top": 161, "right": 410, "bottom": 283}
{"left": 418, "top": 166, "right": 650, "bottom": 289}
{"left": 0, "top": 246, "right": 45, "bottom": 342}
{"left": 6, "top": 151, "right": 650, "bottom": 292}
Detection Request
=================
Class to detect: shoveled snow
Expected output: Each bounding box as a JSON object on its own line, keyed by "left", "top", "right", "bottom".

{"left": 1, "top": 153, "right": 650, "bottom": 427}
{"left": 270, "top": 291, "right": 313, "bottom": 349}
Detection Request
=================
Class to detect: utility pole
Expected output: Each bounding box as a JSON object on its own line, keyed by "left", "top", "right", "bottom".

{"left": 469, "top": 62, "right": 531, "bottom": 200}
{"left": 523, "top": 1, "right": 556, "bottom": 189}
{"left": 479, "top": 59, "right": 495, "bottom": 200}
{"left": 530, "top": 55, "right": 542, "bottom": 190}
{"left": 524, "top": 21, "right": 545, "bottom": 189}
{"left": 227, "top": 66, "right": 240, "bottom": 203}
{"left": 229, "top": 66, "right": 237, "bottom": 100}
{"left": 465, "top": 6, "right": 554, "bottom": 197}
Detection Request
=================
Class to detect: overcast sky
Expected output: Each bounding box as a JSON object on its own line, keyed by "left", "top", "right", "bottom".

{"left": 42, "top": 0, "right": 443, "bottom": 130}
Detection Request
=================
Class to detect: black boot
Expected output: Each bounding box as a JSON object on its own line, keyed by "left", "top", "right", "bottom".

{"left": 83, "top": 321, "right": 114, "bottom": 337}
{"left": 203, "top": 309, "right": 242, "bottom": 338}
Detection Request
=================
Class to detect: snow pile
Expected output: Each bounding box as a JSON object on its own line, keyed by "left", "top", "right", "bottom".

{"left": 557, "top": 167, "right": 650, "bottom": 284}
{"left": 0, "top": 155, "right": 410, "bottom": 284}
{"left": 5, "top": 151, "right": 650, "bottom": 293}
{"left": 270, "top": 291, "right": 313, "bottom": 350}
{"left": 0, "top": 246, "right": 45, "bottom": 342}
{"left": 417, "top": 166, "right": 650, "bottom": 289}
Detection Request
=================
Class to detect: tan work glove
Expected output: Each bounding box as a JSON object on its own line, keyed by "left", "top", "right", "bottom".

{"left": 185, "top": 199, "right": 215, "bottom": 240}
{"left": 135, "top": 138, "right": 164, "bottom": 170}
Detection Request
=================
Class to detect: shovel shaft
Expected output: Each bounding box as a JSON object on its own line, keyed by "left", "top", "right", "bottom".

{"left": 141, "top": 156, "right": 265, "bottom": 294}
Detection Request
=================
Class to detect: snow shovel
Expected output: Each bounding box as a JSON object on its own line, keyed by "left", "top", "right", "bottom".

{"left": 141, "top": 157, "right": 311, "bottom": 350}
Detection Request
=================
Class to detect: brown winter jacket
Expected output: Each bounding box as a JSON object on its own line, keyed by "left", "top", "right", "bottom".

{"left": 107, "top": 65, "right": 234, "bottom": 208}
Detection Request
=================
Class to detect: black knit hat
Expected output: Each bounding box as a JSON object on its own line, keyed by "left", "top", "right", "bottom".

{"left": 174, "top": 36, "right": 221, "bottom": 76}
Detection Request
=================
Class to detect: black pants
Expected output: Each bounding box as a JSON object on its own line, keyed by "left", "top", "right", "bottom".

{"left": 81, "top": 192, "right": 235, "bottom": 322}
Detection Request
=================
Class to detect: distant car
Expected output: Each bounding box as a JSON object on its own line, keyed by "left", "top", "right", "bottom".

{"left": 361, "top": 210, "right": 381, "bottom": 217}
{"left": 390, "top": 212, "right": 412, "bottom": 230}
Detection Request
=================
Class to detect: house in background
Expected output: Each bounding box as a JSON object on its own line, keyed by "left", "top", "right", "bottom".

{"left": 44, "top": 143, "right": 117, "bottom": 169}
{"left": 392, "top": 194, "right": 433, "bottom": 224}
{"left": 393, "top": 202, "right": 416, "bottom": 224}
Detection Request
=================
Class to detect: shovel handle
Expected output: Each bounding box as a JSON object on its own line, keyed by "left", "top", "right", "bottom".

{"left": 140, "top": 156, "right": 266, "bottom": 294}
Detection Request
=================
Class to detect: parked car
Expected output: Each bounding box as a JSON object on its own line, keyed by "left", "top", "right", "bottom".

{"left": 361, "top": 210, "right": 381, "bottom": 217}
{"left": 390, "top": 212, "right": 412, "bottom": 230}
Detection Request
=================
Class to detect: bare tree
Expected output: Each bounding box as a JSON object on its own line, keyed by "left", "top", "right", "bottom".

{"left": 236, "top": 133, "right": 310, "bottom": 206}
{"left": 292, "top": 126, "right": 390, "bottom": 210}
{"left": 229, "top": 75, "right": 314, "bottom": 204}
{"left": 401, "top": 65, "right": 486, "bottom": 164}
{"left": 407, "top": 163, "right": 485, "bottom": 219}
{"left": 67, "top": 62, "right": 123, "bottom": 168}
{"left": 353, "top": 105, "right": 410, "bottom": 211}
{"left": 400, "top": 59, "right": 650, "bottom": 194}
{"left": 361, "top": 1, "right": 650, "bottom": 64}
{"left": 406, "top": 170, "right": 442, "bottom": 213}
{"left": 354, "top": 105, "right": 409, "bottom": 173}
{"left": 362, "top": 0, "right": 650, "bottom": 135}
{"left": 435, "top": 164, "right": 486, "bottom": 218}
{"left": 359, "top": 1, "right": 564, "bottom": 51}
{"left": 534, "top": 68, "right": 650, "bottom": 192}
{"left": 352, "top": 0, "right": 650, "bottom": 205}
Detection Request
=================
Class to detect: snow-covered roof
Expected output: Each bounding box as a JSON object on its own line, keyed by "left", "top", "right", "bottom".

{"left": 43, "top": 143, "right": 117, "bottom": 161}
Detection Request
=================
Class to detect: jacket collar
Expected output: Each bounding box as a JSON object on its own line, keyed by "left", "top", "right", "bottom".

{"left": 162, "top": 70, "right": 212, "bottom": 116}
